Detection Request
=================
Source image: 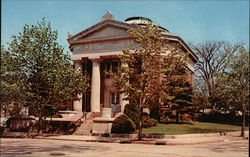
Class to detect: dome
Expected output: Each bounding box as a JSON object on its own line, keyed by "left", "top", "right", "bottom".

{"left": 124, "top": 16, "right": 170, "bottom": 33}
{"left": 125, "top": 16, "right": 153, "bottom": 25}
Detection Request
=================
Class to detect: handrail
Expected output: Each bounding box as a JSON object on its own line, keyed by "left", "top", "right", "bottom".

{"left": 83, "top": 112, "right": 88, "bottom": 121}
{"left": 75, "top": 112, "right": 87, "bottom": 125}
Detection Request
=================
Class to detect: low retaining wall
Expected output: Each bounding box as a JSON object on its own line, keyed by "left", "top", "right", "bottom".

{"left": 92, "top": 131, "right": 249, "bottom": 139}
{"left": 8, "top": 117, "right": 35, "bottom": 132}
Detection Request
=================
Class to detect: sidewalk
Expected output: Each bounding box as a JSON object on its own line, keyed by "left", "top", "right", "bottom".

{"left": 2, "top": 131, "right": 248, "bottom": 145}
{"left": 38, "top": 131, "right": 248, "bottom": 145}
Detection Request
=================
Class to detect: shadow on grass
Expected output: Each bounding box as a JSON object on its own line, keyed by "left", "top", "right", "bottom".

{"left": 187, "top": 127, "right": 221, "bottom": 133}
{"left": 199, "top": 121, "right": 248, "bottom": 127}
{"left": 160, "top": 122, "right": 194, "bottom": 125}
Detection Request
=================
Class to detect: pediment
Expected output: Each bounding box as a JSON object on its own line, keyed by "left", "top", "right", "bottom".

{"left": 68, "top": 20, "right": 131, "bottom": 44}
{"left": 82, "top": 25, "right": 128, "bottom": 40}
{"left": 68, "top": 19, "right": 198, "bottom": 63}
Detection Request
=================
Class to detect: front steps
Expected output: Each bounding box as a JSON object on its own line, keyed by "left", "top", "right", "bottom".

{"left": 74, "top": 111, "right": 115, "bottom": 135}
{"left": 74, "top": 112, "right": 97, "bottom": 135}
{"left": 74, "top": 122, "right": 93, "bottom": 135}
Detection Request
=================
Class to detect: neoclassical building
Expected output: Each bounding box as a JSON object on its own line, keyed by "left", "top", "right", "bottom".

{"left": 67, "top": 11, "right": 197, "bottom": 118}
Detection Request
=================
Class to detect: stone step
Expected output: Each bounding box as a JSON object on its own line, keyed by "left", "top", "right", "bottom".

{"left": 82, "top": 119, "right": 94, "bottom": 123}
{"left": 77, "top": 124, "right": 92, "bottom": 130}
{"left": 74, "top": 130, "right": 92, "bottom": 135}
{"left": 74, "top": 122, "right": 93, "bottom": 135}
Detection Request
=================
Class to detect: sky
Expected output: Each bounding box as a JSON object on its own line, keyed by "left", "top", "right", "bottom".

{"left": 2, "top": 0, "right": 249, "bottom": 52}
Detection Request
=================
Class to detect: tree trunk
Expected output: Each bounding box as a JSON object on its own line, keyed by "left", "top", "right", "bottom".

{"left": 241, "top": 106, "right": 245, "bottom": 138}
{"left": 38, "top": 116, "right": 43, "bottom": 135}
{"left": 138, "top": 105, "right": 143, "bottom": 140}
{"left": 38, "top": 108, "right": 44, "bottom": 135}
{"left": 176, "top": 110, "right": 180, "bottom": 123}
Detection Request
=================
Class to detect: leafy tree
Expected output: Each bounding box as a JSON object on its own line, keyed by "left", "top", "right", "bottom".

{"left": 1, "top": 47, "right": 27, "bottom": 116}
{"left": 190, "top": 41, "right": 240, "bottom": 110}
{"left": 111, "top": 24, "right": 190, "bottom": 140}
{"left": 216, "top": 47, "right": 249, "bottom": 137}
{"left": 1, "top": 19, "right": 88, "bottom": 133}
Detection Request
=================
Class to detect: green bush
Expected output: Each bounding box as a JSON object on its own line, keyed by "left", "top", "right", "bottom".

{"left": 111, "top": 114, "right": 136, "bottom": 134}
{"left": 124, "top": 102, "right": 139, "bottom": 128}
{"left": 143, "top": 115, "right": 158, "bottom": 128}
{"left": 199, "top": 111, "right": 249, "bottom": 126}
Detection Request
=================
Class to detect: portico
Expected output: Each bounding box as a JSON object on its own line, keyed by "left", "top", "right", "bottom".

{"left": 72, "top": 56, "right": 128, "bottom": 116}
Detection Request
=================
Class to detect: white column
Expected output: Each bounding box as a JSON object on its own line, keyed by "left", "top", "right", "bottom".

{"left": 73, "top": 62, "right": 82, "bottom": 112}
{"left": 90, "top": 60, "right": 101, "bottom": 112}
{"left": 119, "top": 62, "right": 129, "bottom": 113}
{"left": 120, "top": 93, "right": 129, "bottom": 113}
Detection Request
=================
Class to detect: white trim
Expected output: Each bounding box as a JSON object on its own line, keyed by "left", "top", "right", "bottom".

{"left": 187, "top": 63, "right": 195, "bottom": 72}
{"left": 72, "top": 51, "right": 124, "bottom": 60}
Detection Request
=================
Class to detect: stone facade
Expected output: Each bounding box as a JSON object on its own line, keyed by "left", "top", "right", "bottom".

{"left": 67, "top": 11, "right": 197, "bottom": 118}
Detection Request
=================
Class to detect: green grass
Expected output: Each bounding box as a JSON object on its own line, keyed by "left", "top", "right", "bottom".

{"left": 142, "top": 122, "right": 249, "bottom": 135}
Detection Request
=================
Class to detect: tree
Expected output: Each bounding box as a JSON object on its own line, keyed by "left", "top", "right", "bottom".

{"left": 192, "top": 78, "right": 210, "bottom": 113}
{"left": 160, "top": 54, "right": 194, "bottom": 123}
{"left": 1, "top": 19, "right": 88, "bottom": 133}
{"left": 167, "top": 82, "right": 193, "bottom": 123}
{"left": 190, "top": 41, "right": 240, "bottom": 110}
{"left": 216, "top": 47, "right": 249, "bottom": 137}
{"left": 111, "top": 24, "right": 190, "bottom": 140}
{"left": 1, "top": 47, "right": 27, "bottom": 116}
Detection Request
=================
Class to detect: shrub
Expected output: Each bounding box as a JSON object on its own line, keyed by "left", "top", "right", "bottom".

{"left": 199, "top": 111, "right": 249, "bottom": 126}
{"left": 124, "top": 102, "right": 139, "bottom": 128}
{"left": 111, "top": 114, "right": 136, "bottom": 134}
{"left": 143, "top": 115, "right": 158, "bottom": 128}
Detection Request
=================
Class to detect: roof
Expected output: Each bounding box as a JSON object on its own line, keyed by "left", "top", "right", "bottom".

{"left": 68, "top": 12, "right": 198, "bottom": 63}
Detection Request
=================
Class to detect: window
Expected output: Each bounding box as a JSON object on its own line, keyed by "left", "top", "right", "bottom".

{"left": 112, "top": 62, "right": 119, "bottom": 73}
{"left": 110, "top": 92, "right": 120, "bottom": 105}
{"left": 104, "top": 61, "right": 120, "bottom": 78}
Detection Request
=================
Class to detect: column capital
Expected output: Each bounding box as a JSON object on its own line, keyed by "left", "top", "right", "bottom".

{"left": 73, "top": 60, "right": 83, "bottom": 64}
{"left": 89, "top": 57, "right": 103, "bottom": 62}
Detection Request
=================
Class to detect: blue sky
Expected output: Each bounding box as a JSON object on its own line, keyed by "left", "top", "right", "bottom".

{"left": 2, "top": 0, "right": 249, "bottom": 52}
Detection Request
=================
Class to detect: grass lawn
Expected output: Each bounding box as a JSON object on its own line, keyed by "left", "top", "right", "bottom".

{"left": 142, "top": 122, "right": 249, "bottom": 135}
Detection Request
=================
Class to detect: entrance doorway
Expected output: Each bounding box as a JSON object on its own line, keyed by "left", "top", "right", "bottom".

{"left": 110, "top": 92, "right": 121, "bottom": 115}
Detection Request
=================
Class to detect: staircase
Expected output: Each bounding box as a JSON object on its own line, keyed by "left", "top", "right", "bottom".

{"left": 74, "top": 112, "right": 101, "bottom": 135}
{"left": 74, "top": 122, "right": 93, "bottom": 135}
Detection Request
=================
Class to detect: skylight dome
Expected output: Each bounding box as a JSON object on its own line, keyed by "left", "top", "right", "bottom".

{"left": 125, "top": 16, "right": 170, "bottom": 33}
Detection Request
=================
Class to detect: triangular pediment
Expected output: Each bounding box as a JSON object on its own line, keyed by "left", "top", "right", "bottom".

{"left": 68, "top": 20, "right": 131, "bottom": 44}
{"left": 82, "top": 25, "right": 128, "bottom": 40}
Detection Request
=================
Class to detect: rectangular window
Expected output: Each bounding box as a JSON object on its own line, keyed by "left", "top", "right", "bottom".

{"left": 112, "top": 62, "right": 119, "bottom": 73}
{"left": 111, "top": 92, "right": 120, "bottom": 105}
{"left": 104, "top": 61, "right": 120, "bottom": 78}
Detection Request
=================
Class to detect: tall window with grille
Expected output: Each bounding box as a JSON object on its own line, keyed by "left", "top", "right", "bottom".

{"left": 110, "top": 92, "right": 120, "bottom": 105}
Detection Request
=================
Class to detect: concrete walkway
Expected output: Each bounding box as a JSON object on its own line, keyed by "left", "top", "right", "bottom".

{"left": 2, "top": 131, "right": 248, "bottom": 145}
{"left": 38, "top": 131, "right": 248, "bottom": 145}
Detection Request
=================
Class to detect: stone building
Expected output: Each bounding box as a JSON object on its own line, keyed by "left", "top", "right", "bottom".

{"left": 67, "top": 11, "right": 197, "bottom": 120}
